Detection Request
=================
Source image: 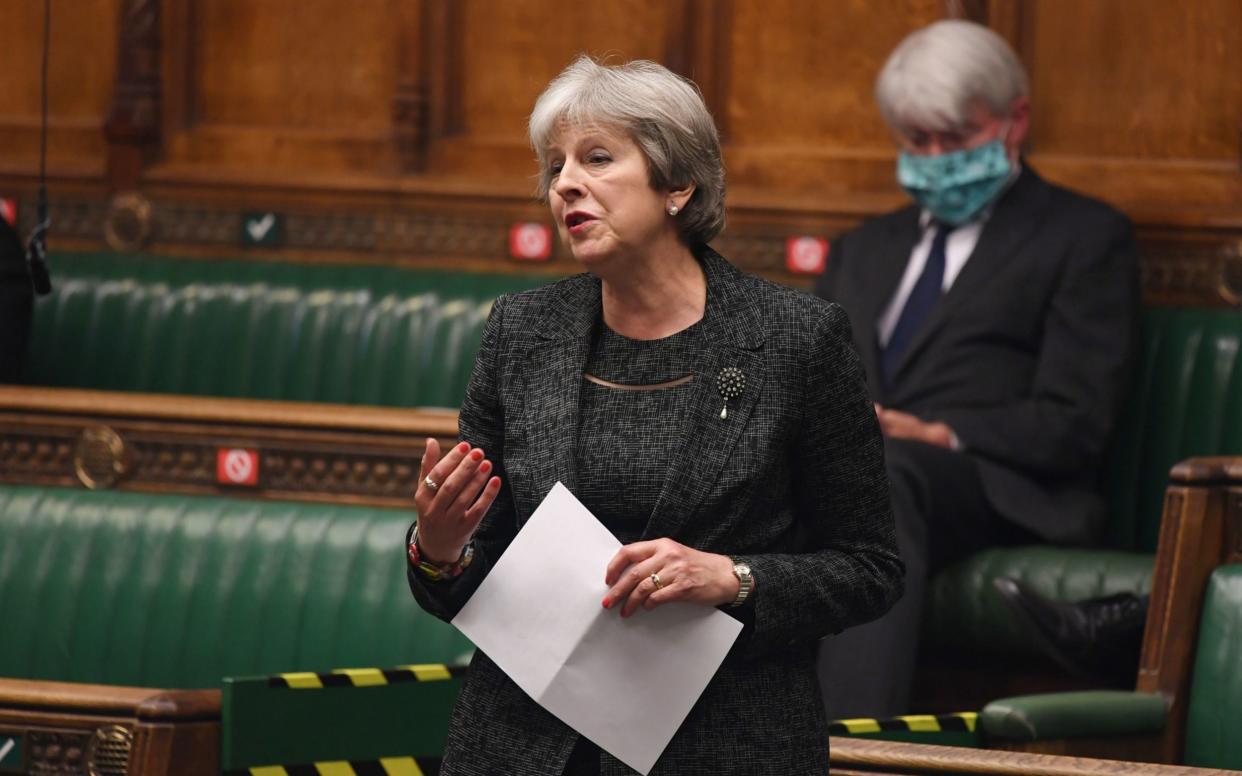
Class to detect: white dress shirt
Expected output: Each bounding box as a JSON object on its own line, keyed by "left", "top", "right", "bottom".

{"left": 876, "top": 214, "right": 986, "bottom": 347}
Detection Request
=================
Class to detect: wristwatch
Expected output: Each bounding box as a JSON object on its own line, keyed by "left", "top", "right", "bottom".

{"left": 729, "top": 558, "right": 753, "bottom": 608}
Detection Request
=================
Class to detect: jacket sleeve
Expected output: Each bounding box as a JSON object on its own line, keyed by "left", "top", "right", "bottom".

{"left": 932, "top": 212, "right": 1140, "bottom": 474}
{"left": 407, "top": 294, "right": 520, "bottom": 621}
{"left": 740, "top": 303, "right": 904, "bottom": 657}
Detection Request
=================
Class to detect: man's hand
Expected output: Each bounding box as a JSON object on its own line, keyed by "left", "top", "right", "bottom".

{"left": 875, "top": 404, "right": 956, "bottom": 449}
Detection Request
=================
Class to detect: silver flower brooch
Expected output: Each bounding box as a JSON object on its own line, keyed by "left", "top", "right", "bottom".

{"left": 716, "top": 367, "right": 746, "bottom": 420}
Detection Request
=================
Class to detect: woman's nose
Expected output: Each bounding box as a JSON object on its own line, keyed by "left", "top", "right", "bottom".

{"left": 552, "top": 162, "right": 583, "bottom": 201}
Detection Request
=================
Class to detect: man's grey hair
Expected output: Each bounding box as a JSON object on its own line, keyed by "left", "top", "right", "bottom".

{"left": 875, "top": 20, "right": 1029, "bottom": 135}
{"left": 529, "top": 56, "right": 726, "bottom": 245}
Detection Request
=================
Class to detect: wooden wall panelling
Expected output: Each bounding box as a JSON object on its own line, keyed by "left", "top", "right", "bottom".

{"left": 157, "top": 0, "right": 403, "bottom": 185}
{"left": 0, "top": 0, "right": 121, "bottom": 186}
{"left": 0, "top": 0, "right": 1238, "bottom": 285}
{"left": 1016, "top": 0, "right": 1242, "bottom": 223}
{"left": 420, "top": 0, "right": 686, "bottom": 184}
{"left": 666, "top": 0, "right": 733, "bottom": 135}
{"left": 721, "top": 0, "right": 945, "bottom": 209}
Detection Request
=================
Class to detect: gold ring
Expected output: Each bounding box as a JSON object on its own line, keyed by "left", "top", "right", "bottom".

{"left": 650, "top": 572, "right": 663, "bottom": 590}
{"left": 423, "top": 475, "right": 440, "bottom": 492}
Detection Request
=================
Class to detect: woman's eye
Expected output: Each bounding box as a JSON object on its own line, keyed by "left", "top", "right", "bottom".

{"left": 549, "top": 161, "right": 563, "bottom": 176}
{"left": 587, "top": 153, "right": 610, "bottom": 164}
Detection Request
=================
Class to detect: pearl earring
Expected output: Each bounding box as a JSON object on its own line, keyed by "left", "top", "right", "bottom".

{"left": 667, "top": 205, "right": 680, "bottom": 216}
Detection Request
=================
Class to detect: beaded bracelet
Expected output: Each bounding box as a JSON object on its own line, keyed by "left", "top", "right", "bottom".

{"left": 408, "top": 526, "right": 475, "bottom": 581}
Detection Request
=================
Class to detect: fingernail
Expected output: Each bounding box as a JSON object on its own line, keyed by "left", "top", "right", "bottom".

{"left": 480, "top": 461, "right": 492, "bottom": 474}
{"left": 457, "top": 442, "right": 469, "bottom": 454}
{"left": 601, "top": 597, "right": 611, "bottom": 609}
{"left": 470, "top": 449, "right": 483, "bottom": 462}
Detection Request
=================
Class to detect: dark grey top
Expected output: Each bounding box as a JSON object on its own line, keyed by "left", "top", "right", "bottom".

{"left": 576, "top": 321, "right": 702, "bottom": 545}
{"left": 407, "top": 247, "right": 902, "bottom": 776}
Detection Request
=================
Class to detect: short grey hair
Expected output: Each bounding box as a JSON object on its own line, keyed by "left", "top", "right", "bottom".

{"left": 529, "top": 56, "right": 726, "bottom": 245}
{"left": 875, "top": 20, "right": 1028, "bottom": 134}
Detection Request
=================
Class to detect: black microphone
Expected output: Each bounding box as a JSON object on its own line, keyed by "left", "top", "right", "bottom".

{"left": 25, "top": 199, "right": 51, "bottom": 297}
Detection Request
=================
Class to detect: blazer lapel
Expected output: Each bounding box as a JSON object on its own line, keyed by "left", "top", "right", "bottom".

{"left": 887, "top": 167, "right": 1049, "bottom": 386}
{"left": 515, "top": 275, "right": 599, "bottom": 520}
{"left": 643, "top": 250, "right": 766, "bottom": 542}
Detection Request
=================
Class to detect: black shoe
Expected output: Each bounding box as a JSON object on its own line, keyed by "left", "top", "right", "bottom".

{"left": 991, "top": 577, "right": 1148, "bottom": 686}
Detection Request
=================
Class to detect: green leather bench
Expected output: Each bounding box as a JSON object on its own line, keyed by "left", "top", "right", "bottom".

{"left": 23, "top": 251, "right": 544, "bottom": 407}
{"left": 980, "top": 563, "right": 1242, "bottom": 770}
{"left": 0, "top": 484, "right": 471, "bottom": 686}
{"left": 919, "top": 306, "right": 1242, "bottom": 701}
{"left": 19, "top": 253, "right": 1242, "bottom": 695}
{"left": 0, "top": 484, "right": 473, "bottom": 774}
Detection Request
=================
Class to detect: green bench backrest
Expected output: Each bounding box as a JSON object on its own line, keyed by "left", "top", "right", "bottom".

{"left": 1184, "top": 563, "right": 1242, "bottom": 769}
{"left": 23, "top": 257, "right": 1242, "bottom": 551}
{"left": 1104, "top": 307, "right": 1242, "bottom": 552}
{"left": 0, "top": 485, "right": 473, "bottom": 688}
{"left": 25, "top": 252, "right": 546, "bottom": 407}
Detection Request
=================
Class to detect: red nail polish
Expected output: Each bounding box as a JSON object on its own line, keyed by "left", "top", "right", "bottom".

{"left": 470, "top": 449, "right": 483, "bottom": 462}
{"left": 457, "top": 442, "right": 469, "bottom": 454}
{"left": 480, "top": 461, "right": 492, "bottom": 473}
{"left": 602, "top": 597, "right": 611, "bottom": 609}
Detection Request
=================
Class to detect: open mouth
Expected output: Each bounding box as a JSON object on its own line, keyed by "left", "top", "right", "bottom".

{"left": 565, "top": 212, "right": 595, "bottom": 229}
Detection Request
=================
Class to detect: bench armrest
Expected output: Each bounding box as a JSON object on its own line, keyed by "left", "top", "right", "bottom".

{"left": 981, "top": 691, "right": 1167, "bottom": 742}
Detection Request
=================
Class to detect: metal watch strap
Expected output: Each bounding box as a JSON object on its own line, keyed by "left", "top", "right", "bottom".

{"left": 729, "top": 558, "right": 753, "bottom": 608}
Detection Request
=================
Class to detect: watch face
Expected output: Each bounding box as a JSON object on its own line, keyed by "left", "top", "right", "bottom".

{"left": 735, "top": 563, "right": 751, "bottom": 578}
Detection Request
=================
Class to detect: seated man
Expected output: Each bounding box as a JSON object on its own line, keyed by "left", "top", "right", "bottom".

{"left": 814, "top": 19, "right": 1141, "bottom": 718}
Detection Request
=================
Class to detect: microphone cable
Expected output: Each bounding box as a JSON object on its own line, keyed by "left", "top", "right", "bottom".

{"left": 25, "top": 0, "right": 52, "bottom": 296}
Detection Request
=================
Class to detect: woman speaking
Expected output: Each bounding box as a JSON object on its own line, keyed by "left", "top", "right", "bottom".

{"left": 406, "top": 56, "right": 902, "bottom": 775}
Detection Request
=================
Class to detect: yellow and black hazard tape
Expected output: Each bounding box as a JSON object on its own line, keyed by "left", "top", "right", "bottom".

{"left": 828, "top": 711, "right": 977, "bottom": 736}
{"left": 227, "top": 755, "right": 439, "bottom": 776}
{"left": 268, "top": 663, "right": 468, "bottom": 689}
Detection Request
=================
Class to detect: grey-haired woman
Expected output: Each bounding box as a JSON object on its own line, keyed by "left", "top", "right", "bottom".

{"left": 406, "top": 56, "right": 902, "bottom": 775}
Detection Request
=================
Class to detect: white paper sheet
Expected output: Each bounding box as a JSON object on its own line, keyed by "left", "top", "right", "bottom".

{"left": 451, "top": 482, "right": 743, "bottom": 775}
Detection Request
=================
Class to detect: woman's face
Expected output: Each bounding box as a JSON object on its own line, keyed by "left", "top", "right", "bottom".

{"left": 546, "top": 124, "right": 672, "bottom": 269}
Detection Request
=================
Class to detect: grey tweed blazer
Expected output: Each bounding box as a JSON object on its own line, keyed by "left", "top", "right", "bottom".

{"left": 408, "top": 247, "right": 902, "bottom": 775}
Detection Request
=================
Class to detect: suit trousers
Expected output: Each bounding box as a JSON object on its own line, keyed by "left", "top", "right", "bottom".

{"left": 817, "top": 438, "right": 1021, "bottom": 719}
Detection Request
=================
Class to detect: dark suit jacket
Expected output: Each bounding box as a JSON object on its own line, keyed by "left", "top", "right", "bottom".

{"left": 408, "top": 248, "right": 902, "bottom": 775}
{"left": 814, "top": 166, "right": 1141, "bottom": 545}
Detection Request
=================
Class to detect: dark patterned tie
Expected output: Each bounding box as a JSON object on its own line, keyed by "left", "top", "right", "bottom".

{"left": 881, "top": 222, "right": 954, "bottom": 388}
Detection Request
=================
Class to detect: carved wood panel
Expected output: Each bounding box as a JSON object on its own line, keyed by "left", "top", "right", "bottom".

{"left": 0, "top": 388, "right": 459, "bottom": 508}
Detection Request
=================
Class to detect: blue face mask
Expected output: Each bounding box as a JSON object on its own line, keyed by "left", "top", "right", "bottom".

{"left": 897, "top": 139, "right": 1012, "bottom": 226}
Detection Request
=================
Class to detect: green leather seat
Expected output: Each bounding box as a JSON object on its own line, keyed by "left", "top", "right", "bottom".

{"left": 925, "top": 307, "right": 1242, "bottom": 657}
{"left": 24, "top": 252, "right": 544, "bottom": 407}
{"left": 0, "top": 484, "right": 473, "bottom": 688}
{"left": 980, "top": 563, "right": 1242, "bottom": 770}
{"left": 1183, "top": 564, "right": 1242, "bottom": 768}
